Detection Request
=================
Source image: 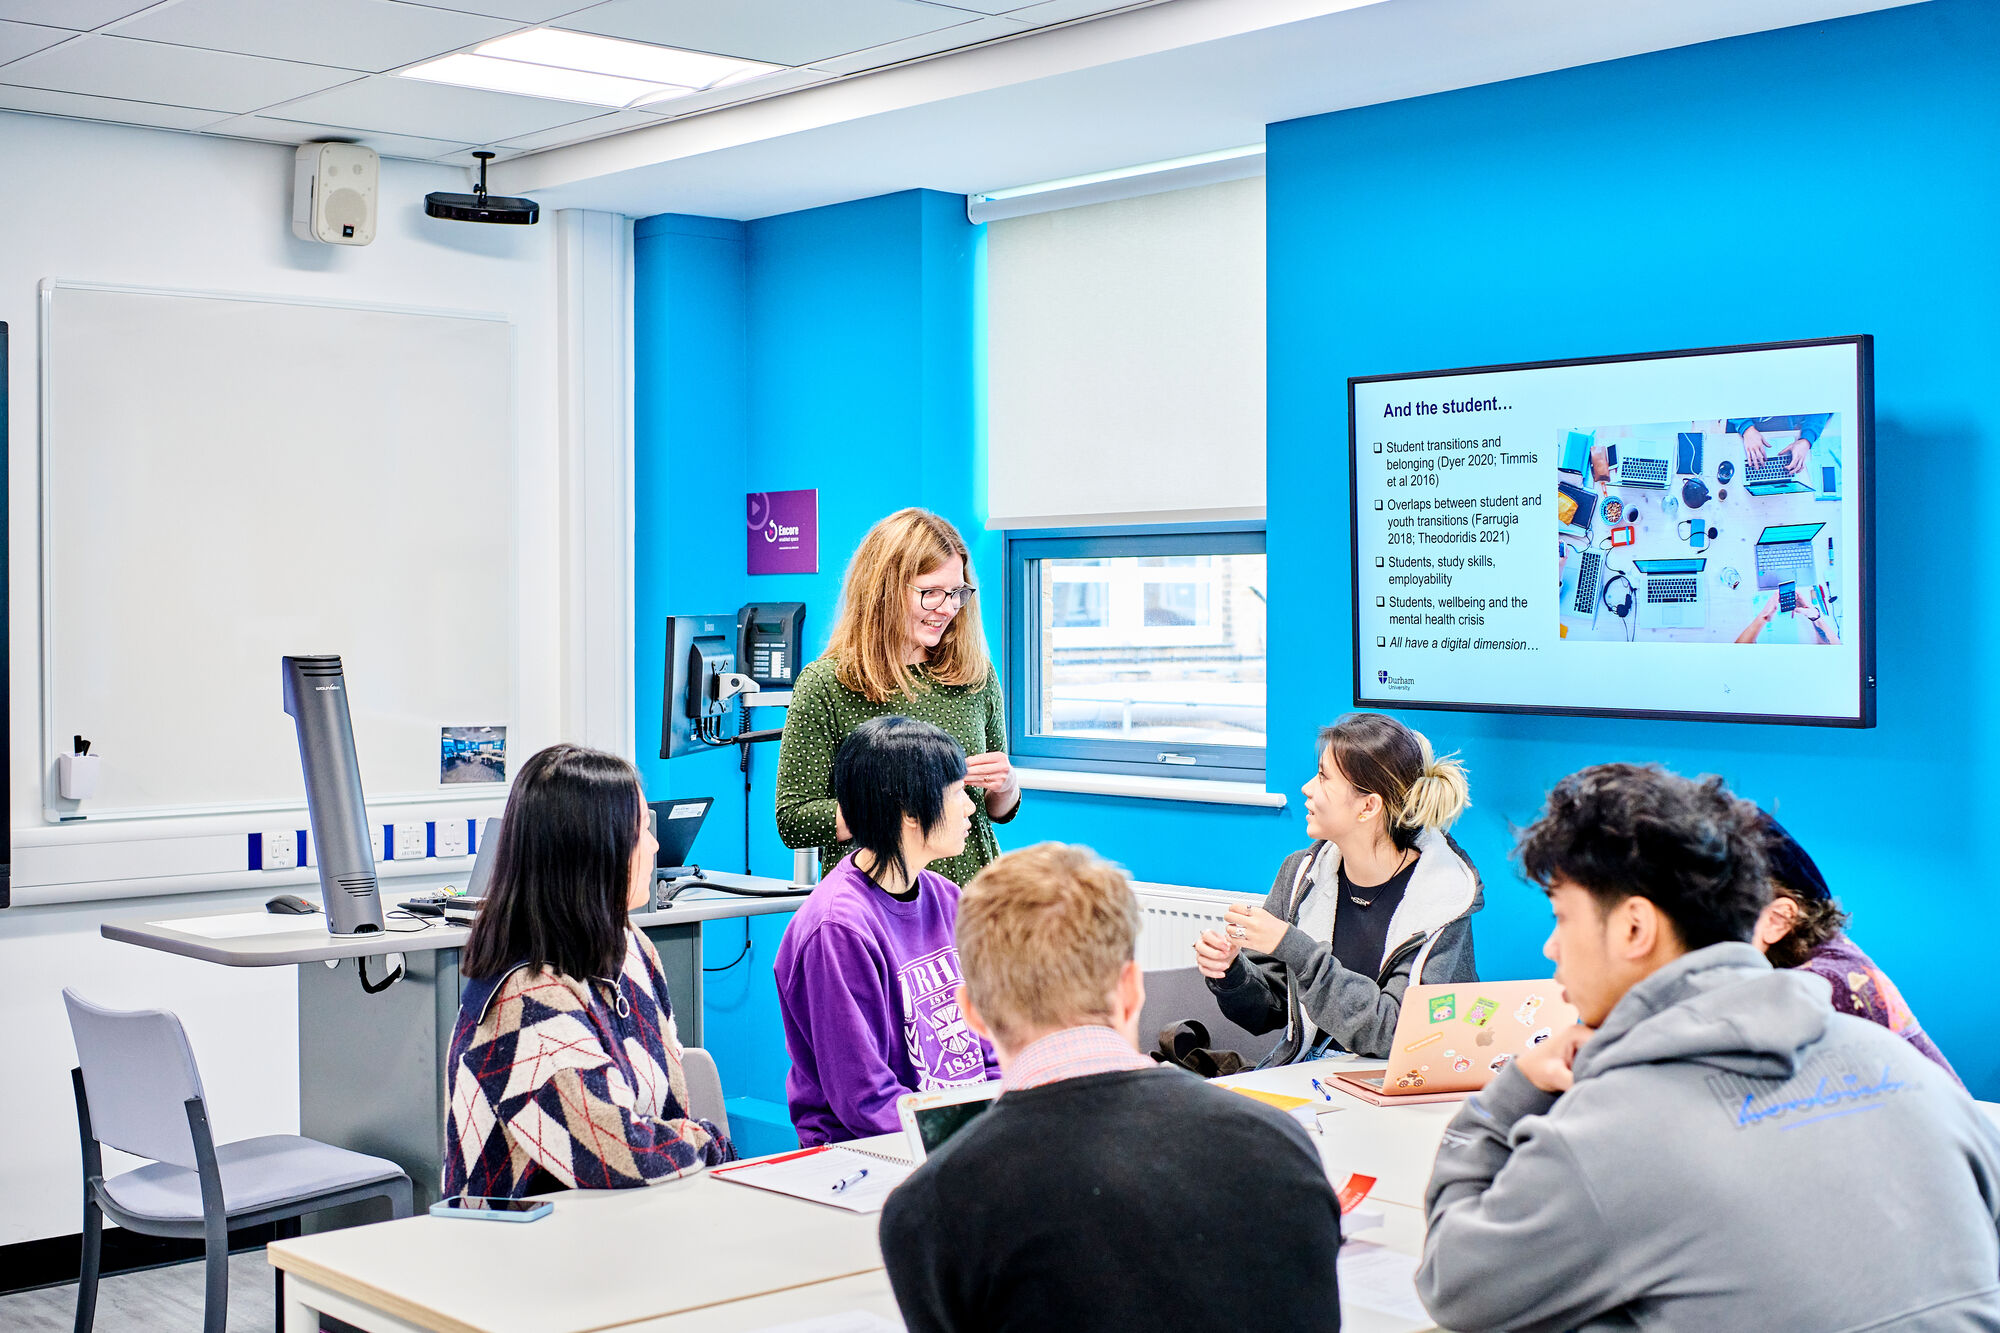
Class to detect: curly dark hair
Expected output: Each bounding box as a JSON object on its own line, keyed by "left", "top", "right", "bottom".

{"left": 1764, "top": 888, "right": 1852, "bottom": 970}
{"left": 1516, "top": 763, "right": 1771, "bottom": 950}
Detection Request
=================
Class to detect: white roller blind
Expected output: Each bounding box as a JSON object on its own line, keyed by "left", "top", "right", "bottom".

{"left": 985, "top": 175, "right": 1265, "bottom": 529}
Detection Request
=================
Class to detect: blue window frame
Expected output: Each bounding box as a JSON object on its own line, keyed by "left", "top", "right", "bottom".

{"left": 1005, "top": 523, "right": 1266, "bottom": 782}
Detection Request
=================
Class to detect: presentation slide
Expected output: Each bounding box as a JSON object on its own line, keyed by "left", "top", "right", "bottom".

{"left": 1350, "top": 339, "right": 1871, "bottom": 725}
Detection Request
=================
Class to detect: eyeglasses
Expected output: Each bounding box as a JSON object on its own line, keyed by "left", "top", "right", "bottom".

{"left": 912, "top": 584, "right": 975, "bottom": 611}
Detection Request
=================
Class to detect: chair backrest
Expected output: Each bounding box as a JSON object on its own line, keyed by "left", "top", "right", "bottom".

{"left": 1138, "top": 966, "right": 1280, "bottom": 1065}
{"left": 679, "top": 1046, "right": 729, "bottom": 1139}
{"left": 63, "top": 988, "right": 207, "bottom": 1169}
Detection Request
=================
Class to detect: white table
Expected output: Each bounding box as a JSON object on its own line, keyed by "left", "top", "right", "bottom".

{"left": 268, "top": 1057, "right": 1453, "bottom": 1333}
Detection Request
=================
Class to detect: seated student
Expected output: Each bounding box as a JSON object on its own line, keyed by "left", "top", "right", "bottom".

{"left": 775, "top": 715, "right": 998, "bottom": 1145}
{"left": 881, "top": 843, "right": 1343, "bottom": 1333}
{"left": 444, "top": 745, "right": 731, "bottom": 1198}
{"left": 1753, "top": 812, "right": 1961, "bottom": 1082}
{"left": 1195, "top": 712, "right": 1479, "bottom": 1059}
{"left": 1418, "top": 763, "right": 2000, "bottom": 1333}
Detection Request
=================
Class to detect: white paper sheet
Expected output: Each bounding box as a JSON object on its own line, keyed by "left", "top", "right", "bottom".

{"left": 712, "top": 1145, "right": 914, "bottom": 1215}
{"left": 1338, "top": 1241, "right": 1432, "bottom": 1325}
{"left": 154, "top": 912, "right": 327, "bottom": 940}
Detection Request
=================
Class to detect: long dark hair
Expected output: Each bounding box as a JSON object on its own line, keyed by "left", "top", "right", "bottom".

{"left": 461, "top": 744, "right": 643, "bottom": 981}
{"left": 835, "top": 715, "right": 966, "bottom": 886}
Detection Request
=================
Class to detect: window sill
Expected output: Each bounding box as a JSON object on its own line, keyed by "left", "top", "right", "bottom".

{"left": 1014, "top": 768, "right": 1287, "bottom": 808}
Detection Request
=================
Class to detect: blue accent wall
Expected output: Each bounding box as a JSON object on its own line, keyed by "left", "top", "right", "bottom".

{"left": 634, "top": 193, "right": 987, "bottom": 1137}
{"left": 637, "top": 0, "right": 2000, "bottom": 1108}
{"left": 1266, "top": 0, "right": 2000, "bottom": 1094}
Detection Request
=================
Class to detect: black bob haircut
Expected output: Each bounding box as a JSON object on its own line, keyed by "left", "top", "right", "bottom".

{"left": 1515, "top": 763, "right": 1771, "bottom": 951}
{"left": 835, "top": 715, "right": 967, "bottom": 886}
{"left": 462, "top": 743, "right": 644, "bottom": 982}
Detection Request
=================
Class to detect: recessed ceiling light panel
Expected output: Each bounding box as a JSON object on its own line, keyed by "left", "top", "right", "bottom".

{"left": 476, "top": 29, "right": 780, "bottom": 90}
{"left": 399, "top": 51, "right": 673, "bottom": 107}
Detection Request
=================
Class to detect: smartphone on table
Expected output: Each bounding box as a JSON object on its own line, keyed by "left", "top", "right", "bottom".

{"left": 1777, "top": 581, "right": 1797, "bottom": 614}
{"left": 429, "top": 1195, "right": 552, "bottom": 1222}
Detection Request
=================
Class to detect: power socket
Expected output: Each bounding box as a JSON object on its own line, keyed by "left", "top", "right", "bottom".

{"left": 432, "top": 819, "right": 468, "bottom": 858}
{"left": 259, "top": 830, "right": 299, "bottom": 870}
{"left": 392, "top": 821, "right": 427, "bottom": 861}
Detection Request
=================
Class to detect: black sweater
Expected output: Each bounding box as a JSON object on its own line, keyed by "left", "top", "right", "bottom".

{"left": 879, "top": 1065, "right": 1343, "bottom": 1333}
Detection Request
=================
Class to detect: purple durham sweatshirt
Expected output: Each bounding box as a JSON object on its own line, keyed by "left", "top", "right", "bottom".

{"left": 775, "top": 855, "right": 999, "bottom": 1145}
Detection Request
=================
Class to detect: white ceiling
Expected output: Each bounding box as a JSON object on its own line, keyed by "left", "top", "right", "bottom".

{"left": 496, "top": 0, "right": 1928, "bottom": 219}
{"left": 0, "top": 0, "right": 1155, "bottom": 167}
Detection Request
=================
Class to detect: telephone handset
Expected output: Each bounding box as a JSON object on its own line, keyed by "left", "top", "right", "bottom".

{"left": 737, "top": 602, "right": 806, "bottom": 689}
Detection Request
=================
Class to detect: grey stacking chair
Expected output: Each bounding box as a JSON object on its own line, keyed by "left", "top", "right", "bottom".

{"left": 64, "top": 988, "right": 412, "bottom": 1333}
{"left": 680, "top": 1046, "right": 730, "bottom": 1139}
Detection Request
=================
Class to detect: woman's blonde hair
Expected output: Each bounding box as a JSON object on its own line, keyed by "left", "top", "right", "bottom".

{"left": 824, "top": 508, "right": 990, "bottom": 702}
{"left": 1318, "top": 712, "right": 1470, "bottom": 851}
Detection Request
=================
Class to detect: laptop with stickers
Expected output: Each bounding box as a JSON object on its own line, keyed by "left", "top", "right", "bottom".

{"left": 1330, "top": 979, "right": 1581, "bottom": 1106}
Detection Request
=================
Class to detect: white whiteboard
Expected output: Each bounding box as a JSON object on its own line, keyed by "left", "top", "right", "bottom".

{"left": 40, "top": 280, "right": 516, "bottom": 820}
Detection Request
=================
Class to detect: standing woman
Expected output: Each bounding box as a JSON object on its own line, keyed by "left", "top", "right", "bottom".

{"left": 1194, "top": 713, "right": 1481, "bottom": 1062}
{"left": 777, "top": 508, "right": 1019, "bottom": 885}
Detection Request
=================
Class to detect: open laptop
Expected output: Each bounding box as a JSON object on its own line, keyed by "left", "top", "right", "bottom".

{"left": 1560, "top": 544, "right": 1606, "bottom": 626}
{"left": 1742, "top": 443, "right": 1816, "bottom": 495}
{"left": 1754, "top": 523, "right": 1824, "bottom": 590}
{"left": 1615, "top": 449, "right": 1670, "bottom": 489}
{"left": 1331, "top": 980, "right": 1581, "bottom": 1105}
{"left": 1634, "top": 557, "right": 1708, "bottom": 629}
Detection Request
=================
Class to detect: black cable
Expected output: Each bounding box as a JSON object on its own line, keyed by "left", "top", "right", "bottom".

{"left": 741, "top": 697, "right": 753, "bottom": 876}
{"left": 357, "top": 952, "right": 404, "bottom": 994}
{"left": 702, "top": 917, "right": 753, "bottom": 973}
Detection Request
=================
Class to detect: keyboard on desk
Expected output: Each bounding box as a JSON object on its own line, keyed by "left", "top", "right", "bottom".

{"left": 1617, "top": 456, "right": 1669, "bottom": 488}
{"left": 1755, "top": 546, "right": 1815, "bottom": 582}
{"left": 1743, "top": 456, "right": 1800, "bottom": 486}
{"left": 1647, "top": 577, "right": 1699, "bottom": 603}
{"left": 1571, "top": 550, "right": 1602, "bottom": 614}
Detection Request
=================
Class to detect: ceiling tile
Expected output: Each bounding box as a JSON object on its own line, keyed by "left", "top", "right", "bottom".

{"left": 0, "top": 0, "right": 159, "bottom": 30}
{"left": 484, "top": 106, "right": 656, "bottom": 153}
{"left": 1004, "top": 0, "right": 1147, "bottom": 24}
{"left": 263, "top": 71, "right": 610, "bottom": 142}
{"left": 809, "top": 15, "right": 1024, "bottom": 76}
{"left": 637, "top": 65, "right": 827, "bottom": 116}
{"left": 201, "top": 111, "right": 474, "bottom": 161}
{"left": 406, "top": 0, "right": 592, "bottom": 21}
{"left": 110, "top": 0, "right": 518, "bottom": 74}
{"left": 555, "top": 0, "right": 966, "bottom": 67}
{"left": 0, "top": 84, "right": 223, "bottom": 129}
{"left": 0, "top": 34, "right": 356, "bottom": 112}
{"left": 0, "top": 17, "right": 66, "bottom": 62}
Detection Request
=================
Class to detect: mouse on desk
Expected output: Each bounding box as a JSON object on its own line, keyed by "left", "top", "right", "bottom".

{"left": 265, "top": 894, "right": 320, "bottom": 915}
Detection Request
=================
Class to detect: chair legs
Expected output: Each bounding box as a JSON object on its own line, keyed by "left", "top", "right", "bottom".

{"left": 74, "top": 1193, "right": 102, "bottom": 1333}
{"left": 202, "top": 1205, "right": 229, "bottom": 1333}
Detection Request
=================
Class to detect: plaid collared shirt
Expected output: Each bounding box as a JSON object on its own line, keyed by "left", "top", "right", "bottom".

{"left": 1003, "top": 1024, "right": 1154, "bottom": 1091}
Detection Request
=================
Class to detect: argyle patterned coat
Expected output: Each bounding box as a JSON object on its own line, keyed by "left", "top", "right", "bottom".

{"left": 443, "top": 929, "right": 733, "bottom": 1197}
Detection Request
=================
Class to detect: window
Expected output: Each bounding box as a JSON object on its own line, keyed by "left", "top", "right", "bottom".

{"left": 1006, "top": 525, "right": 1266, "bottom": 781}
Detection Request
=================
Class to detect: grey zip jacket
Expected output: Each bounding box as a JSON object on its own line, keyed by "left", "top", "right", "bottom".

{"left": 1419, "top": 943, "right": 2000, "bottom": 1333}
{"left": 1206, "top": 827, "right": 1482, "bottom": 1061}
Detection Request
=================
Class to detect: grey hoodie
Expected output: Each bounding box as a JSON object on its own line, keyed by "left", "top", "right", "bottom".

{"left": 1207, "top": 826, "right": 1483, "bottom": 1061}
{"left": 1419, "top": 943, "right": 2000, "bottom": 1333}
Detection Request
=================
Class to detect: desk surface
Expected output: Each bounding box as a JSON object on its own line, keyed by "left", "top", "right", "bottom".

{"left": 102, "top": 873, "right": 806, "bottom": 966}
{"left": 268, "top": 1057, "right": 1446, "bottom": 1333}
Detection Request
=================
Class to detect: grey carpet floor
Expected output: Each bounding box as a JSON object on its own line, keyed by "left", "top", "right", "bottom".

{"left": 0, "top": 1250, "right": 281, "bottom": 1333}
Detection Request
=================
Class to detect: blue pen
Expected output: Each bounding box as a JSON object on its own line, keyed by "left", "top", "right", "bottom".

{"left": 1310, "top": 1077, "right": 1336, "bottom": 1102}
{"left": 830, "top": 1168, "right": 869, "bottom": 1194}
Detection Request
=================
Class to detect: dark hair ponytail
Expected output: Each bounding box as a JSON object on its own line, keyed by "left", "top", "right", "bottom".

{"left": 462, "top": 744, "right": 643, "bottom": 981}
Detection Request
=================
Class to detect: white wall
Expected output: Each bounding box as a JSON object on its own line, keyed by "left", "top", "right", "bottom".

{"left": 0, "top": 112, "right": 569, "bottom": 1246}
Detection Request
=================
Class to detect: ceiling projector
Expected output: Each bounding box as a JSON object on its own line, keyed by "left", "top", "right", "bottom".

{"left": 426, "top": 151, "right": 539, "bottom": 225}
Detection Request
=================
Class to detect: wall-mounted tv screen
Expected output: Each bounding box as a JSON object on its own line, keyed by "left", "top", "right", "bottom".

{"left": 1349, "top": 336, "right": 1873, "bottom": 726}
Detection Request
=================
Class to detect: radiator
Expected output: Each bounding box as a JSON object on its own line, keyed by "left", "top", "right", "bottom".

{"left": 1131, "top": 882, "right": 1265, "bottom": 971}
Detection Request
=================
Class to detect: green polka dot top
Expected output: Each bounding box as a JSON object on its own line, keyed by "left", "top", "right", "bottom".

{"left": 775, "top": 655, "right": 1016, "bottom": 887}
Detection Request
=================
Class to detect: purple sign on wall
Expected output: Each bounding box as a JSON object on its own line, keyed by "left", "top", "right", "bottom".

{"left": 747, "top": 489, "right": 818, "bottom": 574}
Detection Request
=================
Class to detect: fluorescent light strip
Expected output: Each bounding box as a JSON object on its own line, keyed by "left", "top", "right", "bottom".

{"left": 973, "top": 143, "right": 1266, "bottom": 205}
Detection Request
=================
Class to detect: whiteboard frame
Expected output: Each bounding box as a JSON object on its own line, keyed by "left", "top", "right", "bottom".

{"left": 38, "top": 277, "right": 523, "bottom": 823}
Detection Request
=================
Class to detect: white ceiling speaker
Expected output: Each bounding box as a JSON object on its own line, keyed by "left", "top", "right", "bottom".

{"left": 293, "top": 142, "right": 378, "bottom": 246}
